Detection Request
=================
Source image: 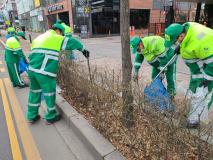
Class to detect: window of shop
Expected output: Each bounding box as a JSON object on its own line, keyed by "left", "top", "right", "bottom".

{"left": 58, "top": 12, "right": 70, "bottom": 25}
{"left": 130, "top": 9, "right": 150, "bottom": 29}
{"left": 91, "top": 8, "right": 120, "bottom": 35}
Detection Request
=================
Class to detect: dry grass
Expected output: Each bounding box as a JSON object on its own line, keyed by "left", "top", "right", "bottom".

{"left": 57, "top": 59, "right": 213, "bottom": 160}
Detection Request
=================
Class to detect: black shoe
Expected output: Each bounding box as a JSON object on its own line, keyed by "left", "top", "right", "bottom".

{"left": 28, "top": 115, "right": 41, "bottom": 124}
{"left": 46, "top": 115, "right": 62, "bottom": 125}
{"left": 17, "top": 84, "right": 29, "bottom": 89}
{"left": 187, "top": 121, "right": 200, "bottom": 129}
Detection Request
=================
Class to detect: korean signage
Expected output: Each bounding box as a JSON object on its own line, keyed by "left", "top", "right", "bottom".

{"left": 48, "top": 4, "right": 64, "bottom": 13}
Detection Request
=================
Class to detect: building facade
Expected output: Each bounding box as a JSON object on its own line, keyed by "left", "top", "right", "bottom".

{"left": 72, "top": 0, "right": 199, "bottom": 35}
{"left": 16, "top": 0, "right": 47, "bottom": 32}
{"left": 44, "top": 0, "right": 73, "bottom": 29}
{"left": 1, "top": 0, "right": 18, "bottom": 26}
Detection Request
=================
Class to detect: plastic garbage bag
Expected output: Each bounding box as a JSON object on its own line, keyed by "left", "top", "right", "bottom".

{"left": 19, "top": 58, "right": 28, "bottom": 74}
{"left": 187, "top": 87, "right": 212, "bottom": 125}
{"left": 144, "top": 77, "right": 174, "bottom": 112}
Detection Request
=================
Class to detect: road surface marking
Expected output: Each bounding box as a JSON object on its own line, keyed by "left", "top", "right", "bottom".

{"left": 0, "top": 67, "right": 5, "bottom": 72}
{"left": 0, "top": 79, "right": 23, "bottom": 160}
{"left": 4, "top": 78, "right": 41, "bottom": 160}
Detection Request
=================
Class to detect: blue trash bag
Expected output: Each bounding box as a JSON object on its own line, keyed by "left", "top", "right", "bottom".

{"left": 41, "top": 93, "right": 45, "bottom": 101}
{"left": 6, "top": 34, "right": 11, "bottom": 39}
{"left": 19, "top": 58, "right": 28, "bottom": 74}
{"left": 144, "top": 77, "right": 174, "bottom": 112}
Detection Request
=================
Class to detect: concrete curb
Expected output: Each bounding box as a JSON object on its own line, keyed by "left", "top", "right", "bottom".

{"left": 55, "top": 93, "right": 126, "bottom": 160}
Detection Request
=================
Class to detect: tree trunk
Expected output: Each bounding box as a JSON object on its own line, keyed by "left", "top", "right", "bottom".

{"left": 195, "top": 2, "right": 201, "bottom": 22}
{"left": 120, "top": 0, "right": 134, "bottom": 128}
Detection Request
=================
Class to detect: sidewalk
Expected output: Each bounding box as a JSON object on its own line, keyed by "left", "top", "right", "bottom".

{"left": 0, "top": 30, "right": 126, "bottom": 160}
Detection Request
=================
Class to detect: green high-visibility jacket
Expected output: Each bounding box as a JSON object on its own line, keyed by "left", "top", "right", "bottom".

{"left": 29, "top": 29, "right": 83, "bottom": 77}
{"left": 181, "top": 22, "right": 213, "bottom": 60}
{"left": 134, "top": 36, "right": 174, "bottom": 72}
{"left": 5, "top": 36, "right": 26, "bottom": 63}
{"left": 62, "top": 23, "right": 72, "bottom": 37}
{"left": 7, "top": 27, "right": 15, "bottom": 33}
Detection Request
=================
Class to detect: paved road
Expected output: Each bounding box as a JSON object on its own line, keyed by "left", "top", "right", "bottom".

{"left": 0, "top": 76, "right": 12, "bottom": 160}
{"left": 0, "top": 38, "right": 96, "bottom": 160}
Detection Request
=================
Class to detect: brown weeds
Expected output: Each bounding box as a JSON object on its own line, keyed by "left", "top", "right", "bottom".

{"left": 57, "top": 59, "right": 213, "bottom": 160}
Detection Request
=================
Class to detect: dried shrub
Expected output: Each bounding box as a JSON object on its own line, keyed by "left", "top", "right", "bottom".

{"left": 57, "top": 59, "right": 213, "bottom": 160}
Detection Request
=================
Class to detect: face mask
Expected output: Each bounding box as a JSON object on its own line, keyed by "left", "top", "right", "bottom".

{"left": 137, "top": 48, "right": 144, "bottom": 54}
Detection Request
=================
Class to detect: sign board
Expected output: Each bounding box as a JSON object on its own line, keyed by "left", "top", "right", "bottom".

{"left": 5, "top": 20, "right": 10, "bottom": 25}
{"left": 30, "top": 9, "right": 38, "bottom": 17}
{"left": 48, "top": 4, "right": 64, "bottom": 13}
{"left": 38, "top": 15, "right": 43, "bottom": 21}
{"left": 77, "top": 7, "right": 84, "bottom": 13}
{"left": 80, "top": 25, "right": 87, "bottom": 38}
{"left": 84, "top": 7, "right": 91, "bottom": 13}
{"left": 34, "top": 0, "right": 40, "bottom": 8}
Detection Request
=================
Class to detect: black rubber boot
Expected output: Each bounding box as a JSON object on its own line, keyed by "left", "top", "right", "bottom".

{"left": 28, "top": 115, "right": 41, "bottom": 124}
{"left": 46, "top": 114, "right": 62, "bottom": 125}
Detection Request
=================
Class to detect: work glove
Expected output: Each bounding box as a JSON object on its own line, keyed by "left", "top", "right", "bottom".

{"left": 82, "top": 49, "right": 90, "bottom": 58}
{"left": 133, "top": 72, "right": 139, "bottom": 82}
{"left": 174, "top": 43, "right": 180, "bottom": 55}
{"left": 200, "top": 79, "right": 210, "bottom": 88}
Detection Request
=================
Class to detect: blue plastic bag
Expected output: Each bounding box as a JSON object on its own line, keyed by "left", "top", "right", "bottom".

{"left": 144, "top": 77, "right": 174, "bottom": 112}
{"left": 6, "top": 34, "right": 11, "bottom": 39}
{"left": 19, "top": 58, "right": 28, "bottom": 74}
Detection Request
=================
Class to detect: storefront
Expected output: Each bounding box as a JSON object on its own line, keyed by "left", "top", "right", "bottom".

{"left": 45, "top": 0, "right": 73, "bottom": 29}
{"left": 72, "top": 0, "right": 163, "bottom": 36}
{"left": 90, "top": 0, "right": 120, "bottom": 35}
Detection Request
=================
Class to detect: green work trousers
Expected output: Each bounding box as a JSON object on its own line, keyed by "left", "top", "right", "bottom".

{"left": 6, "top": 62, "right": 24, "bottom": 87}
{"left": 27, "top": 71, "right": 58, "bottom": 121}
{"left": 151, "top": 60, "right": 177, "bottom": 96}
{"left": 185, "top": 56, "right": 213, "bottom": 109}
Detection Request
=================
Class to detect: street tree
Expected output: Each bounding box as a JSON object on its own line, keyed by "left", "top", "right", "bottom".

{"left": 120, "top": 0, "right": 134, "bottom": 128}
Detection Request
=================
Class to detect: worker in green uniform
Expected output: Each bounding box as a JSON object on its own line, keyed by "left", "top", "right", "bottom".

{"left": 131, "top": 35, "right": 178, "bottom": 98}
{"left": 56, "top": 19, "right": 73, "bottom": 37}
{"left": 56, "top": 19, "right": 75, "bottom": 59}
{"left": 5, "top": 31, "right": 28, "bottom": 88}
{"left": 6, "top": 26, "right": 16, "bottom": 39}
{"left": 165, "top": 22, "right": 213, "bottom": 127}
{"left": 27, "top": 23, "right": 90, "bottom": 124}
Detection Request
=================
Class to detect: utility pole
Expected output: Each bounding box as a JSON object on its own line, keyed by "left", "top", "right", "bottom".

{"left": 120, "top": 0, "right": 134, "bottom": 128}
{"left": 195, "top": 2, "right": 202, "bottom": 22}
